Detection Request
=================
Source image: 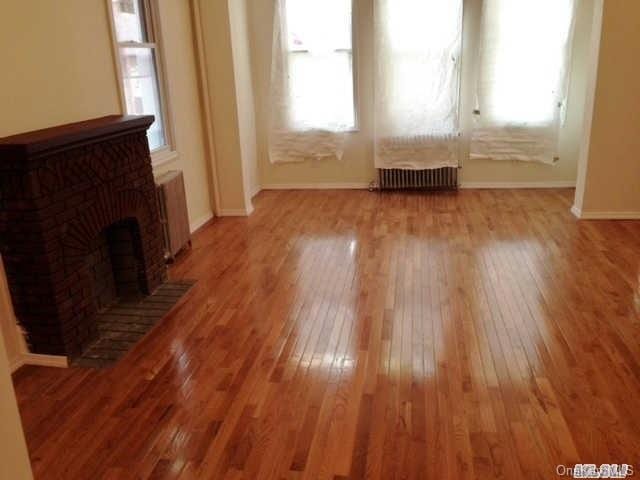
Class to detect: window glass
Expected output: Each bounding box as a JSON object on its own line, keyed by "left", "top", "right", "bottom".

{"left": 477, "top": 0, "right": 575, "bottom": 125}
{"left": 284, "top": 0, "right": 355, "bottom": 131}
{"left": 110, "top": 0, "right": 168, "bottom": 152}
{"left": 286, "top": 0, "right": 352, "bottom": 52}
{"left": 119, "top": 48, "right": 166, "bottom": 150}
{"left": 111, "top": 0, "right": 147, "bottom": 43}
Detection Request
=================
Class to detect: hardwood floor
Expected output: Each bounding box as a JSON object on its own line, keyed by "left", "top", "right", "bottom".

{"left": 12, "top": 189, "right": 640, "bottom": 479}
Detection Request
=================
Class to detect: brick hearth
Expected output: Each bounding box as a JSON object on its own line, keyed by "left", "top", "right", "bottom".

{"left": 0, "top": 116, "right": 167, "bottom": 358}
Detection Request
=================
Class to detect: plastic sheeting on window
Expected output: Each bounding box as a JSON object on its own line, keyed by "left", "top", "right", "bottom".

{"left": 471, "top": 0, "right": 576, "bottom": 164}
{"left": 268, "top": 0, "right": 355, "bottom": 164}
{"left": 374, "top": 0, "right": 463, "bottom": 170}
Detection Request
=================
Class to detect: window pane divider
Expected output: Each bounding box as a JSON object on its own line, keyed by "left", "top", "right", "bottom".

{"left": 118, "top": 41, "right": 157, "bottom": 49}
{"left": 289, "top": 48, "right": 352, "bottom": 54}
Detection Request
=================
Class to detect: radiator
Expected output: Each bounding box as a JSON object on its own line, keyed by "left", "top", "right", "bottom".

{"left": 155, "top": 170, "right": 191, "bottom": 261}
{"left": 378, "top": 167, "right": 459, "bottom": 191}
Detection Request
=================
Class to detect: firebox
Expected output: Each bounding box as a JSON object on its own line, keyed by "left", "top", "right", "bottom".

{"left": 0, "top": 116, "right": 167, "bottom": 358}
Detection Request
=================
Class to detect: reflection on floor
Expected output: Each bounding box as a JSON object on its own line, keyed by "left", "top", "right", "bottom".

{"left": 12, "top": 189, "right": 640, "bottom": 479}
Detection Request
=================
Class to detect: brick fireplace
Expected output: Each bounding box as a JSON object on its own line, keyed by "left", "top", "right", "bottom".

{"left": 0, "top": 116, "right": 167, "bottom": 358}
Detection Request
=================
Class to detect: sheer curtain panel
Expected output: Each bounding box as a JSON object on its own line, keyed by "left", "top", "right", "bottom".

{"left": 373, "top": 0, "right": 463, "bottom": 170}
{"left": 268, "top": 0, "right": 355, "bottom": 164}
{"left": 471, "top": 0, "right": 577, "bottom": 164}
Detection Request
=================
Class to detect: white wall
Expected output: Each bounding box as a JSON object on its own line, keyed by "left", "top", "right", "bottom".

{"left": 153, "top": 0, "right": 215, "bottom": 228}
{"left": 196, "top": 0, "right": 257, "bottom": 215}
{"left": 229, "top": 0, "right": 260, "bottom": 203}
{"left": 0, "top": 300, "right": 33, "bottom": 480}
{"left": 574, "top": 0, "right": 640, "bottom": 217}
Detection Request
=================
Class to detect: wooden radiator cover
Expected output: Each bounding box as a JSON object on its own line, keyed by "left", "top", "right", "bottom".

{"left": 155, "top": 170, "right": 191, "bottom": 261}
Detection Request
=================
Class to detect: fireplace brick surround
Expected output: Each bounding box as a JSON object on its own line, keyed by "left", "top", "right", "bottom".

{"left": 0, "top": 116, "right": 167, "bottom": 358}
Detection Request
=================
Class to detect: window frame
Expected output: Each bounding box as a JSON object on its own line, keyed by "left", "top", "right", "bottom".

{"left": 106, "top": 0, "right": 177, "bottom": 165}
{"left": 285, "top": 0, "right": 360, "bottom": 133}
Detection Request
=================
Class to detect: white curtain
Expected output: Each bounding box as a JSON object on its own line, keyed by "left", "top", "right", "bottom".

{"left": 269, "top": 0, "right": 355, "bottom": 164}
{"left": 374, "top": 0, "right": 463, "bottom": 170}
{"left": 471, "top": 0, "right": 576, "bottom": 164}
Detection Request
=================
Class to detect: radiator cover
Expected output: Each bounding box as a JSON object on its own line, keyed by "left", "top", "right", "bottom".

{"left": 156, "top": 170, "right": 191, "bottom": 261}
{"left": 378, "top": 167, "right": 459, "bottom": 191}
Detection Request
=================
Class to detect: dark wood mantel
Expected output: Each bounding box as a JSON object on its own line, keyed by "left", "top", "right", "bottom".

{"left": 0, "top": 115, "right": 154, "bottom": 158}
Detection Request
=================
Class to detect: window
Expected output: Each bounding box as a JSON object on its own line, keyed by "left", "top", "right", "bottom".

{"left": 377, "top": 0, "right": 462, "bottom": 136}
{"left": 476, "top": 0, "right": 575, "bottom": 126}
{"left": 471, "top": 0, "right": 576, "bottom": 163}
{"left": 269, "top": 0, "right": 577, "bottom": 165}
{"left": 284, "top": 0, "right": 356, "bottom": 131}
{"left": 109, "top": 0, "right": 170, "bottom": 153}
{"left": 373, "top": 0, "right": 463, "bottom": 170}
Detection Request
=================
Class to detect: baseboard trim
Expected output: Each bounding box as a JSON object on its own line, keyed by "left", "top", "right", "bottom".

{"left": 11, "top": 353, "right": 69, "bottom": 372}
{"left": 249, "top": 184, "right": 262, "bottom": 199}
{"left": 258, "top": 181, "right": 575, "bottom": 191}
{"left": 571, "top": 205, "right": 583, "bottom": 218}
{"left": 261, "top": 182, "right": 370, "bottom": 191}
{"left": 574, "top": 209, "right": 640, "bottom": 220}
{"left": 189, "top": 212, "right": 214, "bottom": 234}
{"left": 460, "top": 181, "right": 577, "bottom": 189}
{"left": 218, "top": 208, "right": 253, "bottom": 217}
{"left": 9, "top": 355, "right": 24, "bottom": 373}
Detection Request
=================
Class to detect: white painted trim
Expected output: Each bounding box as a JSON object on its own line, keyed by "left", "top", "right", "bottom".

{"left": 9, "top": 356, "right": 24, "bottom": 373}
{"left": 573, "top": 0, "right": 605, "bottom": 212}
{"left": 191, "top": 0, "right": 223, "bottom": 217}
{"left": 105, "top": 0, "right": 177, "bottom": 153}
{"left": 151, "top": 149, "right": 179, "bottom": 167}
{"left": 11, "top": 354, "right": 69, "bottom": 373}
{"left": 574, "top": 210, "right": 640, "bottom": 220}
{"left": 249, "top": 184, "right": 262, "bottom": 199}
{"left": 571, "top": 204, "right": 583, "bottom": 218}
{"left": 261, "top": 181, "right": 576, "bottom": 191}
{"left": 189, "top": 211, "right": 214, "bottom": 233}
{"left": 460, "top": 181, "right": 577, "bottom": 189}
{"left": 104, "top": 0, "right": 127, "bottom": 115}
{"left": 218, "top": 208, "right": 253, "bottom": 217}
{"left": 261, "top": 183, "right": 370, "bottom": 190}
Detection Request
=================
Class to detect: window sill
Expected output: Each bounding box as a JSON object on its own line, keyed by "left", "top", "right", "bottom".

{"left": 289, "top": 128, "right": 360, "bottom": 134}
{"left": 151, "top": 149, "right": 179, "bottom": 167}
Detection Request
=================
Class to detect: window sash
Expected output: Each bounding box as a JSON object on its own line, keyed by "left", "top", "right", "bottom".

{"left": 281, "top": 0, "right": 357, "bottom": 132}
{"left": 286, "top": 49, "right": 356, "bottom": 131}
{"left": 109, "top": 0, "right": 172, "bottom": 155}
{"left": 288, "top": 48, "right": 352, "bottom": 54}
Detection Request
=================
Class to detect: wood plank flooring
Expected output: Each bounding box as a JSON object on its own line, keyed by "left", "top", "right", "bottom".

{"left": 12, "top": 189, "right": 640, "bottom": 479}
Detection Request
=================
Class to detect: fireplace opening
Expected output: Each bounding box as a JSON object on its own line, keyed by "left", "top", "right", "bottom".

{"left": 79, "top": 217, "right": 147, "bottom": 353}
{"left": 74, "top": 215, "right": 194, "bottom": 368}
{"left": 86, "top": 218, "right": 146, "bottom": 313}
